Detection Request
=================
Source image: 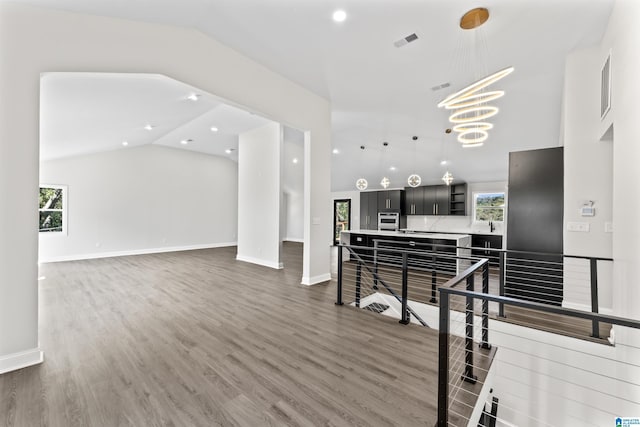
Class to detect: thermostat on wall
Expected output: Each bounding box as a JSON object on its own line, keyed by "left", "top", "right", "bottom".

{"left": 581, "top": 206, "right": 595, "bottom": 216}
{"left": 581, "top": 201, "right": 595, "bottom": 217}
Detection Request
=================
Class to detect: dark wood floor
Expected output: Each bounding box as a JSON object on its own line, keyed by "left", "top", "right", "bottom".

{"left": 1, "top": 243, "right": 474, "bottom": 427}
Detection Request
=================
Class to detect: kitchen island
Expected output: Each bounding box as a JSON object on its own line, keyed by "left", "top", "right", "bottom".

{"left": 340, "top": 229, "right": 471, "bottom": 275}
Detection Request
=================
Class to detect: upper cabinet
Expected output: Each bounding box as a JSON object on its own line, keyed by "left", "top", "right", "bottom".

{"left": 424, "top": 185, "right": 450, "bottom": 216}
{"left": 377, "top": 190, "right": 404, "bottom": 212}
{"left": 405, "top": 186, "right": 425, "bottom": 215}
{"left": 404, "top": 183, "right": 467, "bottom": 216}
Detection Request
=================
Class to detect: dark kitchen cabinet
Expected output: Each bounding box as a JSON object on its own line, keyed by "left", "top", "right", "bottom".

{"left": 377, "top": 190, "right": 404, "bottom": 212}
{"left": 349, "top": 233, "right": 372, "bottom": 257}
{"left": 405, "top": 184, "right": 464, "bottom": 216}
{"left": 471, "top": 234, "right": 503, "bottom": 266}
{"left": 359, "top": 192, "right": 378, "bottom": 230}
{"left": 404, "top": 186, "right": 425, "bottom": 215}
{"left": 423, "top": 185, "right": 450, "bottom": 215}
{"left": 363, "top": 235, "right": 458, "bottom": 275}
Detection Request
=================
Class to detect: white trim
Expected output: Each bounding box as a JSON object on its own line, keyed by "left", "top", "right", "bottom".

{"left": 39, "top": 242, "right": 237, "bottom": 263}
{"left": 301, "top": 272, "right": 332, "bottom": 286}
{"left": 283, "top": 237, "right": 304, "bottom": 243}
{"left": 236, "top": 254, "right": 284, "bottom": 269}
{"left": 0, "top": 348, "right": 44, "bottom": 374}
{"left": 562, "top": 300, "right": 613, "bottom": 315}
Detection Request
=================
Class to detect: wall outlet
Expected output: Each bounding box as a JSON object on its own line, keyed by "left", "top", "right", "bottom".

{"left": 567, "top": 221, "right": 590, "bottom": 232}
{"left": 605, "top": 222, "right": 613, "bottom": 233}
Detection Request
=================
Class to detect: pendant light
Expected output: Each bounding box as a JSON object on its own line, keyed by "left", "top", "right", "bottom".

{"left": 379, "top": 142, "right": 390, "bottom": 189}
{"left": 442, "top": 171, "right": 454, "bottom": 186}
{"left": 407, "top": 136, "right": 421, "bottom": 188}
{"left": 356, "top": 178, "right": 368, "bottom": 191}
{"left": 441, "top": 128, "right": 454, "bottom": 186}
{"left": 436, "top": 7, "right": 514, "bottom": 147}
{"left": 355, "top": 145, "right": 368, "bottom": 190}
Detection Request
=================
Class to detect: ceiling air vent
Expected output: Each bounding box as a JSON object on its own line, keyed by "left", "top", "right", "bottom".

{"left": 431, "top": 82, "right": 451, "bottom": 92}
{"left": 394, "top": 33, "right": 418, "bottom": 48}
{"left": 601, "top": 52, "right": 611, "bottom": 119}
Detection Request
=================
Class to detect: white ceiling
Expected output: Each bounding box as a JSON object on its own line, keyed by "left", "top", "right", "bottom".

{"left": 40, "top": 73, "right": 272, "bottom": 162}
{"left": 30, "top": 0, "right": 615, "bottom": 191}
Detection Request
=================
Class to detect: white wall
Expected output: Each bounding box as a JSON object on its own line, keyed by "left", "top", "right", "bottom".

{"left": 0, "top": 3, "right": 331, "bottom": 373}
{"left": 284, "top": 192, "right": 304, "bottom": 242}
{"left": 237, "top": 122, "right": 283, "bottom": 268}
{"left": 38, "top": 145, "right": 237, "bottom": 262}
{"left": 283, "top": 127, "right": 304, "bottom": 242}
{"left": 491, "top": 1, "right": 640, "bottom": 424}
{"left": 562, "top": 47, "right": 614, "bottom": 259}
{"left": 561, "top": 0, "right": 639, "bottom": 323}
{"left": 604, "top": 0, "right": 640, "bottom": 325}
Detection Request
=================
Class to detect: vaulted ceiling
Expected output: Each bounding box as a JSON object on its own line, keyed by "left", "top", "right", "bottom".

{"left": 26, "top": 0, "right": 615, "bottom": 191}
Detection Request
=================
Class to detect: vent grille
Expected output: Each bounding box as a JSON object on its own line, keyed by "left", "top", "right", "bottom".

{"left": 601, "top": 53, "right": 611, "bottom": 119}
{"left": 431, "top": 82, "right": 451, "bottom": 91}
{"left": 394, "top": 33, "right": 418, "bottom": 48}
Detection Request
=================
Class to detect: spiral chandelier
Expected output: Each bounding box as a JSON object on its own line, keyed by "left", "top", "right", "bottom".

{"left": 437, "top": 7, "right": 514, "bottom": 148}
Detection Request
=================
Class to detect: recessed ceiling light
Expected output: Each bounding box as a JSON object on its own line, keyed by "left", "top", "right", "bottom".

{"left": 180, "top": 139, "right": 192, "bottom": 145}
{"left": 292, "top": 158, "right": 299, "bottom": 164}
{"left": 332, "top": 148, "right": 339, "bottom": 154}
{"left": 186, "top": 93, "right": 200, "bottom": 101}
{"left": 225, "top": 148, "right": 234, "bottom": 154}
{"left": 390, "top": 166, "right": 397, "bottom": 171}
{"left": 440, "top": 160, "right": 448, "bottom": 166}
{"left": 210, "top": 126, "right": 219, "bottom": 132}
{"left": 332, "top": 9, "right": 347, "bottom": 22}
{"left": 144, "top": 124, "right": 154, "bottom": 131}
{"left": 122, "top": 141, "right": 129, "bottom": 147}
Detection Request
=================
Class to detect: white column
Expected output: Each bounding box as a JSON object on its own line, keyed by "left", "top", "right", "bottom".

{"left": 236, "top": 122, "right": 283, "bottom": 269}
{"left": 301, "top": 129, "right": 332, "bottom": 285}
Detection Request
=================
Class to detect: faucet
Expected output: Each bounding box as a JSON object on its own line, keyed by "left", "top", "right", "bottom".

{"left": 489, "top": 221, "right": 495, "bottom": 233}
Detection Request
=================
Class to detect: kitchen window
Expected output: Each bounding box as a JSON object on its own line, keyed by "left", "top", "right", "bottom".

{"left": 473, "top": 192, "right": 505, "bottom": 222}
{"left": 39, "top": 185, "right": 67, "bottom": 234}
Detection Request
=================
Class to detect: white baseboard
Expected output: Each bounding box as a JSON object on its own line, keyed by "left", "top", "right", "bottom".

{"left": 39, "top": 242, "right": 238, "bottom": 263}
{"left": 562, "top": 300, "right": 613, "bottom": 315}
{"left": 301, "top": 273, "right": 332, "bottom": 286}
{"left": 0, "top": 348, "right": 44, "bottom": 374}
{"left": 236, "top": 254, "right": 284, "bottom": 269}
{"left": 283, "top": 237, "right": 304, "bottom": 243}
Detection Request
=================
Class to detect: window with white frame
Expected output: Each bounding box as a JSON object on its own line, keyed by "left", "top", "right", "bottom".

{"left": 473, "top": 192, "right": 505, "bottom": 222}
{"left": 39, "top": 185, "right": 67, "bottom": 234}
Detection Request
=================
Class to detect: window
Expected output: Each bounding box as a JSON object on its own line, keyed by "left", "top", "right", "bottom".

{"left": 474, "top": 192, "right": 505, "bottom": 222}
{"left": 39, "top": 185, "right": 67, "bottom": 234}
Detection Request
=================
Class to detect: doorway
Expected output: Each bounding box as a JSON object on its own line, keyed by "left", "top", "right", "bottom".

{"left": 333, "top": 199, "right": 351, "bottom": 245}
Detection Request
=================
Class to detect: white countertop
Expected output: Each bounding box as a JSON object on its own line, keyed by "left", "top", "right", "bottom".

{"left": 341, "top": 229, "right": 470, "bottom": 240}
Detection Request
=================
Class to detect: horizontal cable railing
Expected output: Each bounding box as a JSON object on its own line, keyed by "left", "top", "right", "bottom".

{"left": 336, "top": 245, "right": 429, "bottom": 327}
{"left": 437, "top": 270, "right": 640, "bottom": 426}
{"left": 365, "top": 239, "right": 613, "bottom": 341}
{"left": 335, "top": 239, "right": 620, "bottom": 425}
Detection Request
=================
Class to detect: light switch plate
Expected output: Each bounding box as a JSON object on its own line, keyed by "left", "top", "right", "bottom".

{"left": 567, "top": 221, "right": 590, "bottom": 232}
